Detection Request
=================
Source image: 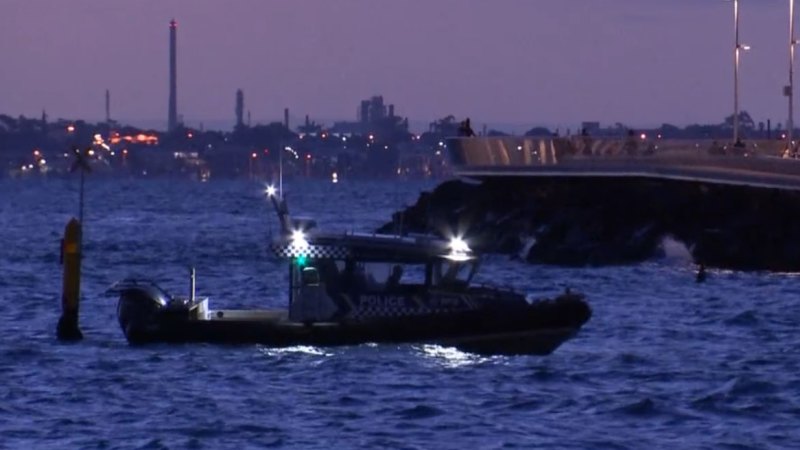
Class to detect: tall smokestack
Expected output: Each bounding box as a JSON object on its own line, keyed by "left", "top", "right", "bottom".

{"left": 284, "top": 108, "right": 290, "bottom": 130}
{"left": 235, "top": 89, "right": 244, "bottom": 128}
{"left": 168, "top": 19, "right": 178, "bottom": 133}
{"left": 105, "top": 89, "right": 110, "bottom": 125}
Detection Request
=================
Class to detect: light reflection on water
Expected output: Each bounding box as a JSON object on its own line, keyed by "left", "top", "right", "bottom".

{"left": 258, "top": 345, "right": 333, "bottom": 358}
{"left": 416, "top": 344, "right": 494, "bottom": 368}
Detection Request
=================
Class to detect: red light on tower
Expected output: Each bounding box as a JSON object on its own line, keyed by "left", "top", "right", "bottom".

{"left": 170, "top": 19, "right": 177, "bottom": 29}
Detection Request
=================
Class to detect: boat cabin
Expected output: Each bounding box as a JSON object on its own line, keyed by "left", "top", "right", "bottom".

{"left": 271, "top": 231, "right": 479, "bottom": 323}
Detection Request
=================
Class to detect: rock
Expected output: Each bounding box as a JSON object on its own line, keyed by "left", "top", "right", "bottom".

{"left": 378, "top": 177, "right": 800, "bottom": 271}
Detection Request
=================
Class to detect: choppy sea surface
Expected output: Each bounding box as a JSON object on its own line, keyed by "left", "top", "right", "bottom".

{"left": 1, "top": 177, "right": 798, "bottom": 450}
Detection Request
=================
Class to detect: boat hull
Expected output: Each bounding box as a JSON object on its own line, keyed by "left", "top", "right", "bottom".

{"left": 117, "top": 294, "right": 591, "bottom": 356}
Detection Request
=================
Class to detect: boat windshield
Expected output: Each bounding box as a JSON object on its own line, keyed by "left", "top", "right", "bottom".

{"left": 433, "top": 260, "right": 478, "bottom": 288}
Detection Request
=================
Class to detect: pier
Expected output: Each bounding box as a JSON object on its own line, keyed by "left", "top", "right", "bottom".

{"left": 447, "top": 137, "right": 800, "bottom": 191}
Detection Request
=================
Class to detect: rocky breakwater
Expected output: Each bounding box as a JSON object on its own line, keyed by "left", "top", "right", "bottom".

{"left": 379, "top": 177, "right": 800, "bottom": 271}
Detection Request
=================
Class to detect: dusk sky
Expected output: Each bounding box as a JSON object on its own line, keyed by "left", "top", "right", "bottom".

{"left": 0, "top": 0, "right": 797, "bottom": 131}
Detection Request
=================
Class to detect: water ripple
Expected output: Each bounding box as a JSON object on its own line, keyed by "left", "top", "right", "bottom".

{"left": 1, "top": 178, "right": 799, "bottom": 449}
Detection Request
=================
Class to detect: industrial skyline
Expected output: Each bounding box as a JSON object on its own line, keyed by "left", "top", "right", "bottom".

{"left": 1, "top": 0, "right": 800, "bottom": 131}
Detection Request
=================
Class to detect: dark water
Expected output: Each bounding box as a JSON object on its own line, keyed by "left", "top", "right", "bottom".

{"left": 1, "top": 177, "right": 798, "bottom": 449}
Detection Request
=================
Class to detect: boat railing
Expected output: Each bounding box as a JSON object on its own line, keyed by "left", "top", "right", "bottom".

{"left": 470, "top": 282, "right": 519, "bottom": 296}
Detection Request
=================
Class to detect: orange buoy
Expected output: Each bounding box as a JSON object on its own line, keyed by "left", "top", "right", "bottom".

{"left": 57, "top": 218, "right": 83, "bottom": 341}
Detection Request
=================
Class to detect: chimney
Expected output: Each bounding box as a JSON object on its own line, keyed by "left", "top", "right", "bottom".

{"left": 235, "top": 89, "right": 244, "bottom": 128}
{"left": 105, "top": 89, "right": 110, "bottom": 125}
{"left": 168, "top": 19, "right": 178, "bottom": 132}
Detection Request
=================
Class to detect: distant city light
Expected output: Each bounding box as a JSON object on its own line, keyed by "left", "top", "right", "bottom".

{"left": 251, "top": 152, "right": 258, "bottom": 159}
{"left": 67, "top": 125, "right": 75, "bottom": 133}
{"left": 110, "top": 134, "right": 158, "bottom": 145}
{"left": 438, "top": 141, "right": 444, "bottom": 147}
{"left": 640, "top": 133, "right": 647, "bottom": 140}
{"left": 187, "top": 132, "right": 193, "bottom": 139}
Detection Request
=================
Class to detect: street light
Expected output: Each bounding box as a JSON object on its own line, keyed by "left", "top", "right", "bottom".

{"left": 733, "top": 0, "right": 751, "bottom": 145}
{"left": 788, "top": 0, "right": 796, "bottom": 154}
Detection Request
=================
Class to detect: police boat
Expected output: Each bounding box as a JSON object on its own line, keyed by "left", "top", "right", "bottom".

{"left": 106, "top": 187, "right": 591, "bottom": 355}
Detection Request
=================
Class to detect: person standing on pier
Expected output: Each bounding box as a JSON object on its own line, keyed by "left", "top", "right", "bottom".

{"left": 623, "top": 129, "right": 638, "bottom": 155}
{"left": 458, "top": 118, "right": 476, "bottom": 137}
{"left": 581, "top": 128, "right": 593, "bottom": 156}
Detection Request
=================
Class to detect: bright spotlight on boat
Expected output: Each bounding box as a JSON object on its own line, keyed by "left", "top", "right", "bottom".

{"left": 449, "top": 236, "right": 470, "bottom": 254}
{"left": 265, "top": 185, "right": 277, "bottom": 197}
{"left": 291, "top": 229, "right": 309, "bottom": 249}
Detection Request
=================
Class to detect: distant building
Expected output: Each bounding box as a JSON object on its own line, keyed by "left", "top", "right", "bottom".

{"left": 333, "top": 95, "right": 408, "bottom": 138}
{"left": 358, "top": 95, "right": 393, "bottom": 124}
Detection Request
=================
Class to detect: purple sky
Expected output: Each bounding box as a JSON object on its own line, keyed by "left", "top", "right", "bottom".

{"left": 0, "top": 0, "right": 796, "bottom": 131}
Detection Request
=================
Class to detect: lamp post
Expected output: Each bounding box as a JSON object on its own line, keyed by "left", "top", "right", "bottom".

{"left": 788, "top": 0, "right": 796, "bottom": 153}
{"left": 250, "top": 152, "right": 257, "bottom": 180}
{"left": 732, "top": 0, "right": 751, "bottom": 145}
{"left": 734, "top": 0, "right": 742, "bottom": 144}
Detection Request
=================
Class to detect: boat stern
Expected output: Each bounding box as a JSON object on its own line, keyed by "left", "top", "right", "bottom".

{"left": 106, "top": 279, "right": 206, "bottom": 343}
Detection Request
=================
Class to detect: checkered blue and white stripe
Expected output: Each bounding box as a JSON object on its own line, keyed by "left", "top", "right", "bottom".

{"left": 270, "top": 243, "right": 350, "bottom": 259}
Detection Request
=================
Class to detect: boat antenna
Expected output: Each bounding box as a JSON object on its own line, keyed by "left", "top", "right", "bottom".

{"left": 279, "top": 144, "right": 284, "bottom": 199}
{"left": 266, "top": 184, "right": 291, "bottom": 234}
